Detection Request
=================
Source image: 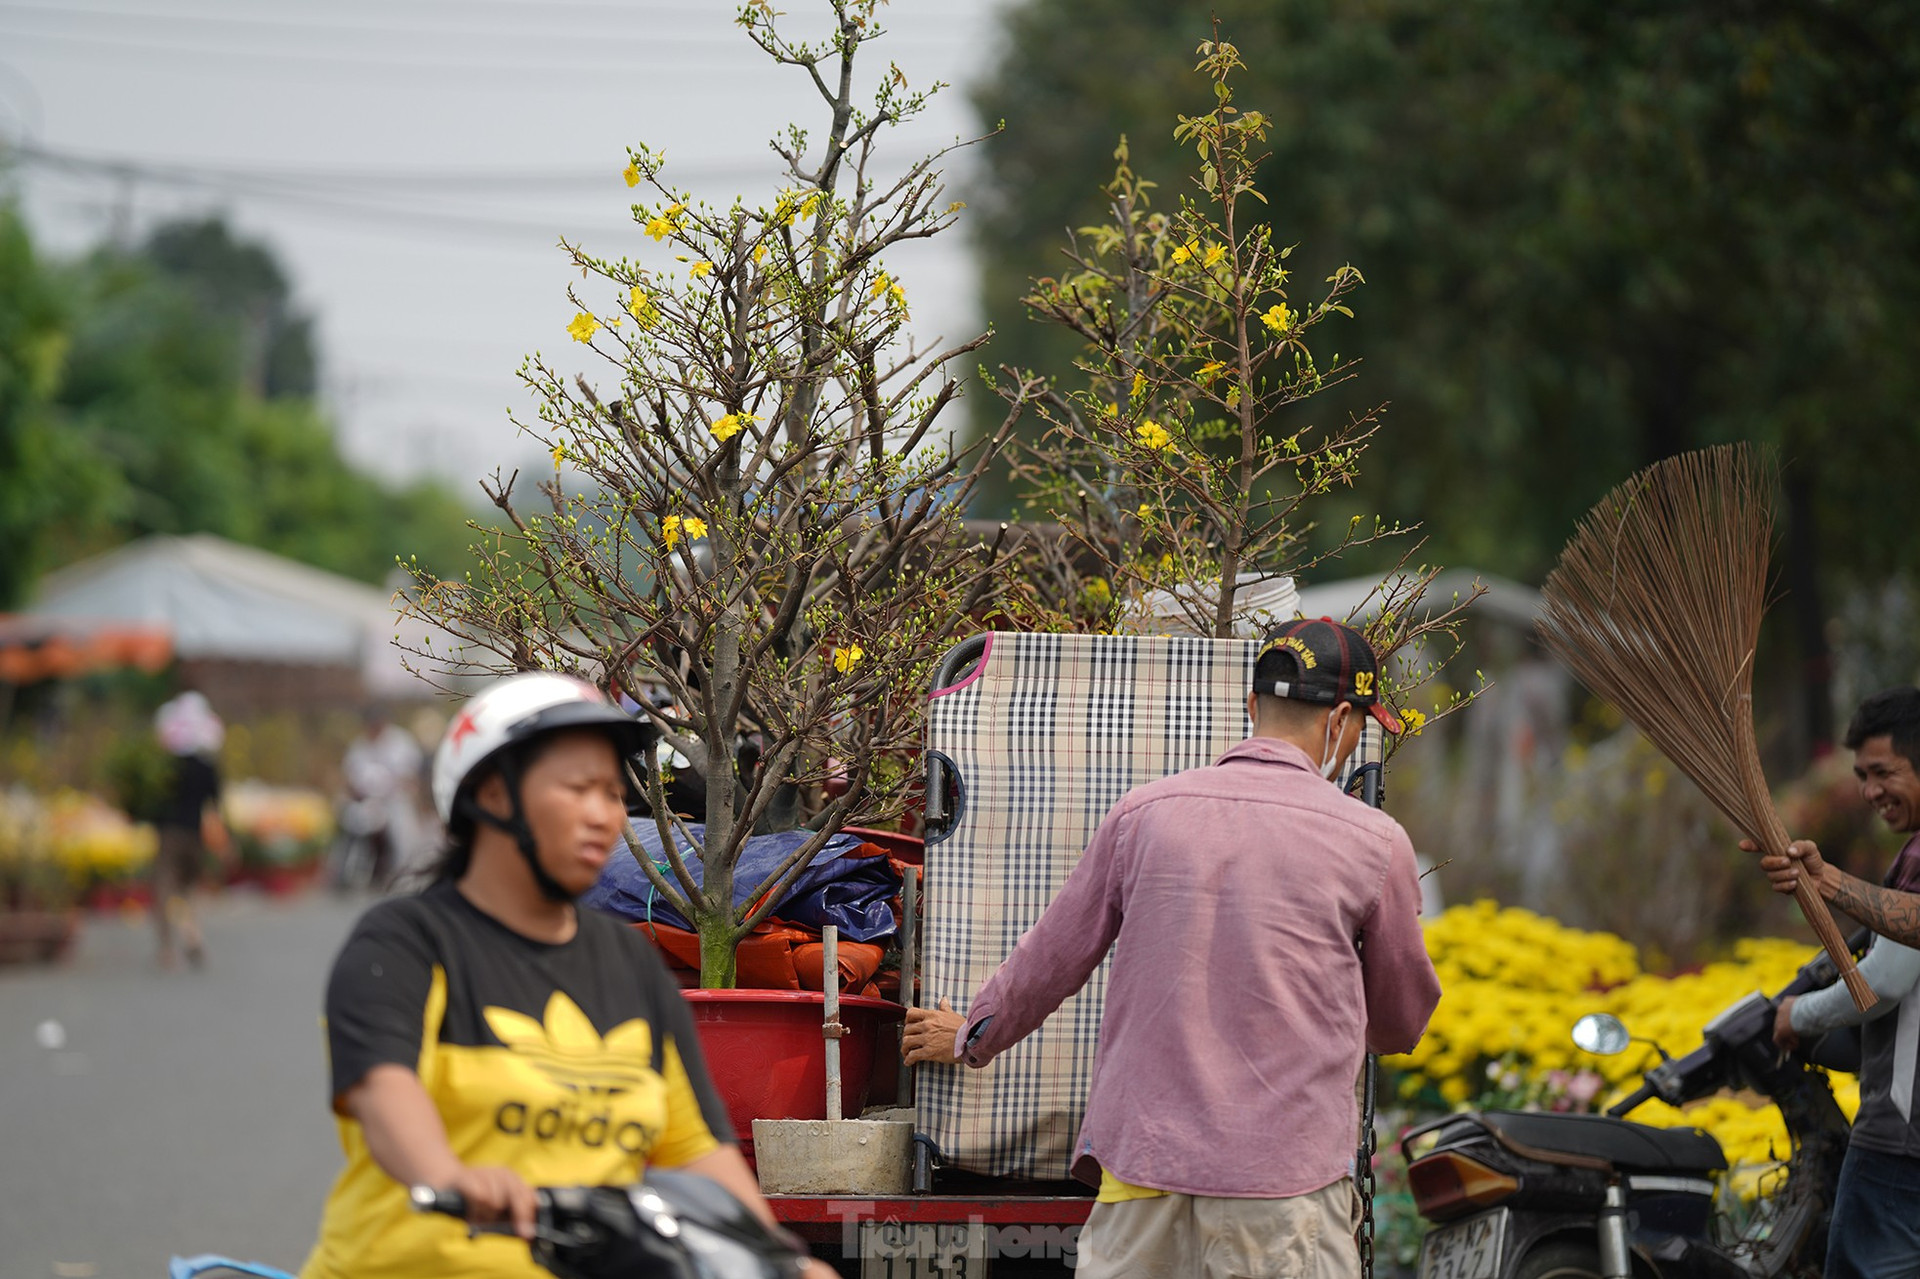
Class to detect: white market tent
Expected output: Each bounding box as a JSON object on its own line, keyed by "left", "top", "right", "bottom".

{"left": 1118, "top": 568, "right": 1540, "bottom": 641}
{"left": 1296, "top": 567, "right": 1542, "bottom": 632}
{"left": 26, "top": 533, "right": 437, "bottom": 699}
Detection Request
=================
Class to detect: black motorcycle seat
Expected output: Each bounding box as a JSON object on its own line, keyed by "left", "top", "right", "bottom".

{"left": 1479, "top": 1111, "right": 1728, "bottom": 1174}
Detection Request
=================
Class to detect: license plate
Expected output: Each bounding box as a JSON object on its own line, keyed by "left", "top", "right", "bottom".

{"left": 858, "top": 1221, "right": 992, "bottom": 1279}
{"left": 1418, "top": 1207, "right": 1509, "bottom": 1279}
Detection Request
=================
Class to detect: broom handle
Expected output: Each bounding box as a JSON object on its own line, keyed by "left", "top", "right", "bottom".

{"left": 1739, "top": 715, "right": 1876, "bottom": 1012}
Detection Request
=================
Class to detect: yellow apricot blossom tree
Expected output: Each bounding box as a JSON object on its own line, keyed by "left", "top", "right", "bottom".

{"left": 1004, "top": 36, "right": 1478, "bottom": 737}
{"left": 404, "top": 0, "right": 1033, "bottom": 986}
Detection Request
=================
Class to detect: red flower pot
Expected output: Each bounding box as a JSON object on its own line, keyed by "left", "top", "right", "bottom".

{"left": 680, "top": 989, "right": 905, "bottom": 1167}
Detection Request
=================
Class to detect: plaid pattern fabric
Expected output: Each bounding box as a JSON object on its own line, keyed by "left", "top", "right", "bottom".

{"left": 919, "top": 631, "right": 1261, "bottom": 1179}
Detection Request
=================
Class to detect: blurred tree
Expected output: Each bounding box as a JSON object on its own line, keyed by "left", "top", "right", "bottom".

{"left": 974, "top": 0, "right": 1920, "bottom": 751}
{"left": 0, "top": 207, "right": 479, "bottom": 605}
{"left": 0, "top": 206, "right": 117, "bottom": 605}
{"left": 144, "top": 217, "right": 318, "bottom": 398}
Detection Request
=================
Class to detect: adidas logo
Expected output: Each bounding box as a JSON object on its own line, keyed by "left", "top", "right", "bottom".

{"left": 484, "top": 991, "right": 655, "bottom": 1096}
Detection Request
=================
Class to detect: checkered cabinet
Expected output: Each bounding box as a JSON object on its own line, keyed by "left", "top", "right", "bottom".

{"left": 917, "top": 632, "right": 1262, "bottom": 1180}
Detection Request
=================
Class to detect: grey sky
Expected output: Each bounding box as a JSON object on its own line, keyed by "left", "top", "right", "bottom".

{"left": 0, "top": 0, "right": 1012, "bottom": 491}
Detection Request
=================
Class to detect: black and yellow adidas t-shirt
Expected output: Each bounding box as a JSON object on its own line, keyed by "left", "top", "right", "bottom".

{"left": 301, "top": 881, "right": 733, "bottom": 1279}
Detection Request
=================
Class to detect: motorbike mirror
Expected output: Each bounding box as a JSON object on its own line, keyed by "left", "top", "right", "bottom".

{"left": 1571, "top": 1013, "right": 1631, "bottom": 1056}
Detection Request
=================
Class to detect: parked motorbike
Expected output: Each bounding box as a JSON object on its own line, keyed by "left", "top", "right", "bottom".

{"left": 1400, "top": 945, "right": 1859, "bottom": 1279}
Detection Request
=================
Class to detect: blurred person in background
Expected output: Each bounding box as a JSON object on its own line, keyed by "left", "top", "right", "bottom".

{"left": 152, "top": 689, "right": 230, "bottom": 969}
{"left": 334, "top": 706, "right": 424, "bottom": 892}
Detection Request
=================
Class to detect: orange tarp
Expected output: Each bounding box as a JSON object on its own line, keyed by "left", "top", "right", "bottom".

{"left": 636, "top": 919, "right": 887, "bottom": 996}
{"left": 0, "top": 618, "right": 172, "bottom": 683}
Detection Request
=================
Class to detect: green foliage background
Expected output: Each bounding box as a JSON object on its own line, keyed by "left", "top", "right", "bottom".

{"left": 0, "top": 207, "right": 480, "bottom": 607}
{"left": 971, "top": 0, "right": 1919, "bottom": 600}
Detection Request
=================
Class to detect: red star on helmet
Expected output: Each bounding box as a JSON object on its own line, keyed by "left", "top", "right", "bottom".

{"left": 448, "top": 709, "right": 480, "bottom": 747}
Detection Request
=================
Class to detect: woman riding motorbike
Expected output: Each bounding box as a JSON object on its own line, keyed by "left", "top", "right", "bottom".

{"left": 299, "top": 673, "right": 832, "bottom": 1279}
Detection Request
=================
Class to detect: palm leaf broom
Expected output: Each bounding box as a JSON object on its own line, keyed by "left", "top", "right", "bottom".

{"left": 1537, "top": 443, "right": 1873, "bottom": 1010}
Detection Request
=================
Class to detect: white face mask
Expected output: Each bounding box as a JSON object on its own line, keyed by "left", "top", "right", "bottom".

{"left": 1319, "top": 709, "right": 1343, "bottom": 781}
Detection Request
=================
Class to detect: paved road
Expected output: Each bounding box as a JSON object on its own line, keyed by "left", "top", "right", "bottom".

{"left": 1, "top": 891, "right": 369, "bottom": 1279}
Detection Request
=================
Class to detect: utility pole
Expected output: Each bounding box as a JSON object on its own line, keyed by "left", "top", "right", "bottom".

{"left": 109, "top": 165, "right": 136, "bottom": 249}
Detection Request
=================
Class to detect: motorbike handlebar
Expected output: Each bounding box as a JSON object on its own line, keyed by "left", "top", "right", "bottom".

{"left": 1606, "top": 1082, "right": 1658, "bottom": 1118}
{"left": 1777, "top": 927, "right": 1872, "bottom": 1001}
{"left": 408, "top": 1184, "right": 550, "bottom": 1237}
{"left": 410, "top": 1185, "right": 469, "bottom": 1218}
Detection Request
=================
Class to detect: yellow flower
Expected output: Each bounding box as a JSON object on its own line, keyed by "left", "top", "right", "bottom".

{"left": 627, "top": 287, "right": 659, "bottom": 329}
{"left": 1261, "top": 303, "right": 1295, "bottom": 334}
{"left": 1170, "top": 237, "right": 1200, "bottom": 265}
{"left": 1203, "top": 244, "right": 1227, "bottom": 268}
{"left": 1134, "top": 419, "right": 1173, "bottom": 450}
{"left": 833, "top": 644, "right": 864, "bottom": 673}
{"left": 1130, "top": 370, "right": 1147, "bottom": 401}
{"left": 645, "top": 203, "right": 685, "bottom": 241}
{"left": 1136, "top": 503, "right": 1152, "bottom": 521}
{"left": 799, "top": 192, "right": 821, "bottom": 220}
{"left": 710, "top": 411, "right": 758, "bottom": 442}
{"left": 680, "top": 516, "right": 707, "bottom": 539}
{"left": 567, "top": 312, "right": 600, "bottom": 343}
{"left": 1197, "top": 359, "right": 1227, "bottom": 383}
{"left": 870, "top": 272, "right": 906, "bottom": 309}
{"left": 551, "top": 444, "right": 566, "bottom": 468}
{"left": 1400, "top": 706, "right": 1428, "bottom": 736}
{"left": 660, "top": 515, "right": 683, "bottom": 549}
{"left": 689, "top": 259, "right": 714, "bottom": 279}
{"left": 622, "top": 161, "right": 641, "bottom": 188}
{"left": 754, "top": 244, "right": 768, "bottom": 264}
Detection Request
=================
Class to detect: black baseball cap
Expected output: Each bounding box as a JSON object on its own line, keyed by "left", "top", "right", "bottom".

{"left": 1252, "top": 617, "right": 1404, "bottom": 734}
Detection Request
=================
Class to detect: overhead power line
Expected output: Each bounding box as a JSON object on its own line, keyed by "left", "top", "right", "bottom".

{"left": 10, "top": 145, "right": 641, "bottom": 245}
{"left": 0, "top": 1, "right": 783, "bottom": 47}
{"left": 7, "top": 140, "right": 787, "bottom": 193}
{"left": 3, "top": 141, "right": 922, "bottom": 248}
{"left": 0, "top": 1, "right": 942, "bottom": 77}
{"left": 0, "top": 26, "right": 798, "bottom": 75}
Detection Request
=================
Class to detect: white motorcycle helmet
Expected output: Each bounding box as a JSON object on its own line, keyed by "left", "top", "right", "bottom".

{"left": 431, "top": 672, "right": 649, "bottom": 899}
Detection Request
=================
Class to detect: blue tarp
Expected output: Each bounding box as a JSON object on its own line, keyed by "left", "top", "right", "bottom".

{"left": 583, "top": 822, "right": 901, "bottom": 943}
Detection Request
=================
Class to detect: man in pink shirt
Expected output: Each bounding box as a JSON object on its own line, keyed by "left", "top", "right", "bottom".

{"left": 904, "top": 619, "right": 1441, "bottom": 1278}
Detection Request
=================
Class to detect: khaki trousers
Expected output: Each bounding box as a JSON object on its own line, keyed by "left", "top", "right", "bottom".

{"left": 1075, "top": 1177, "right": 1361, "bottom": 1279}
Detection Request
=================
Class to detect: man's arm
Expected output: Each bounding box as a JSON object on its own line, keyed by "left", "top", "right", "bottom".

{"left": 1762, "top": 840, "right": 1920, "bottom": 947}
{"left": 1825, "top": 871, "right": 1920, "bottom": 948}
{"left": 1360, "top": 832, "right": 1442, "bottom": 1055}
{"left": 1783, "top": 938, "right": 1920, "bottom": 1043}
{"left": 907, "top": 811, "right": 1128, "bottom": 1069}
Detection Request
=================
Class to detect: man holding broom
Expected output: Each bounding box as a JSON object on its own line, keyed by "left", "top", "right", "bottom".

{"left": 1752, "top": 686, "right": 1920, "bottom": 1279}
{"left": 902, "top": 618, "right": 1440, "bottom": 1279}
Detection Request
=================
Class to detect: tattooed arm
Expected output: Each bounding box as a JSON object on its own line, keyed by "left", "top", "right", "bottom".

{"left": 1760, "top": 839, "right": 1920, "bottom": 948}
{"left": 1825, "top": 870, "right": 1920, "bottom": 948}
